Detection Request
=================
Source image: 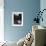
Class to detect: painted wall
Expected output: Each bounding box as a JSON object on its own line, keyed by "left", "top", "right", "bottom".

{"left": 4, "top": 0, "right": 40, "bottom": 42}
{"left": 40, "top": 0, "right": 46, "bottom": 27}
{"left": 0, "top": 0, "right": 4, "bottom": 41}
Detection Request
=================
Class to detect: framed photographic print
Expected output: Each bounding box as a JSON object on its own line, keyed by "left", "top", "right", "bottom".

{"left": 12, "top": 12, "right": 23, "bottom": 26}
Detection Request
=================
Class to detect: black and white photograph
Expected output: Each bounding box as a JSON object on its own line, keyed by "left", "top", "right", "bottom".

{"left": 12, "top": 12, "right": 23, "bottom": 26}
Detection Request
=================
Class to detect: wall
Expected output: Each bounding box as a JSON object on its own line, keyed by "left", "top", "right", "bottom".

{"left": 4, "top": 0, "right": 40, "bottom": 42}
{"left": 40, "top": 0, "right": 46, "bottom": 27}
{"left": 0, "top": 0, "right": 4, "bottom": 42}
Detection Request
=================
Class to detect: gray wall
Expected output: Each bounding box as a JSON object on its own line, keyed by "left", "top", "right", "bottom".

{"left": 40, "top": 0, "right": 46, "bottom": 27}
{"left": 4, "top": 0, "right": 40, "bottom": 42}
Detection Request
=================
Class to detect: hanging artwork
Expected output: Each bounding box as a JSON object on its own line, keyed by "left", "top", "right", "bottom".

{"left": 12, "top": 12, "right": 23, "bottom": 26}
